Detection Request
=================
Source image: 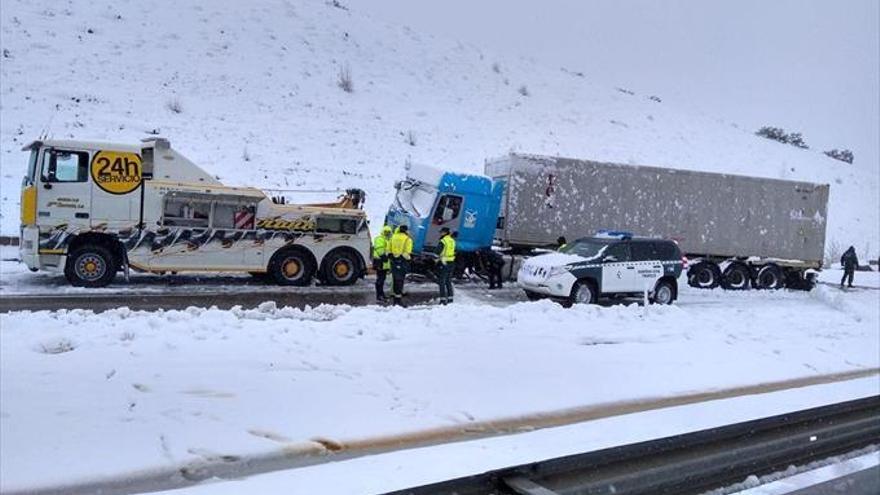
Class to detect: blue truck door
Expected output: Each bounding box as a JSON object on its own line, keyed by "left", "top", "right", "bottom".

{"left": 425, "top": 194, "right": 464, "bottom": 249}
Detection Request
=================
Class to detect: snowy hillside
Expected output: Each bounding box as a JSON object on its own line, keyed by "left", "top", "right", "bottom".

{"left": 1, "top": 0, "right": 877, "bottom": 260}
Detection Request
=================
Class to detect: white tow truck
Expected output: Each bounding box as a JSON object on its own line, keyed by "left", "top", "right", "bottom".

{"left": 19, "top": 138, "right": 371, "bottom": 287}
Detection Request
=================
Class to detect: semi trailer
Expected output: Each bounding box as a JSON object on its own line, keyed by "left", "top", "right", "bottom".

{"left": 386, "top": 153, "right": 829, "bottom": 290}
{"left": 19, "top": 138, "right": 372, "bottom": 287}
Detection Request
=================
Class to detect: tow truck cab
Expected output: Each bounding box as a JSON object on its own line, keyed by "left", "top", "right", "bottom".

{"left": 19, "top": 138, "right": 371, "bottom": 287}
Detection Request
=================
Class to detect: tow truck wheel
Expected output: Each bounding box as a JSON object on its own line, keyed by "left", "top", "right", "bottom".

{"left": 570, "top": 280, "right": 597, "bottom": 305}
{"left": 269, "top": 247, "right": 315, "bottom": 286}
{"left": 64, "top": 244, "right": 118, "bottom": 288}
{"left": 322, "top": 249, "right": 360, "bottom": 286}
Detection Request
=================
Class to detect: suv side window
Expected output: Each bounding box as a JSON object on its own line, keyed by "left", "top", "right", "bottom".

{"left": 41, "top": 149, "right": 89, "bottom": 183}
{"left": 630, "top": 242, "right": 656, "bottom": 261}
{"left": 653, "top": 241, "right": 678, "bottom": 260}
{"left": 603, "top": 242, "right": 630, "bottom": 262}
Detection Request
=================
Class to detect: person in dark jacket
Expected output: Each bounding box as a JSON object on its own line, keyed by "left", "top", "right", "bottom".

{"left": 840, "top": 246, "right": 859, "bottom": 288}
{"left": 481, "top": 246, "right": 505, "bottom": 289}
{"left": 556, "top": 236, "right": 567, "bottom": 250}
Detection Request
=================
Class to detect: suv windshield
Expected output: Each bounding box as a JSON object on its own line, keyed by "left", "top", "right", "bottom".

{"left": 559, "top": 239, "right": 611, "bottom": 259}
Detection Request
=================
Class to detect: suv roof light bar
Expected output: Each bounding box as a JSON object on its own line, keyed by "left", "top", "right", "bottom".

{"left": 594, "top": 229, "right": 634, "bottom": 240}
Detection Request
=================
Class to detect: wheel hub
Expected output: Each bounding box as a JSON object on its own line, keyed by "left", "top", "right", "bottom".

{"left": 76, "top": 255, "right": 105, "bottom": 280}
{"left": 282, "top": 259, "right": 302, "bottom": 278}
{"left": 760, "top": 271, "right": 778, "bottom": 288}
{"left": 575, "top": 285, "right": 592, "bottom": 303}
{"left": 698, "top": 270, "right": 712, "bottom": 284}
{"left": 334, "top": 261, "right": 350, "bottom": 277}
{"left": 728, "top": 270, "right": 746, "bottom": 287}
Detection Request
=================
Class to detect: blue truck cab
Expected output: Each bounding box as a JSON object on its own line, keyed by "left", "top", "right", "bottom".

{"left": 385, "top": 164, "right": 504, "bottom": 257}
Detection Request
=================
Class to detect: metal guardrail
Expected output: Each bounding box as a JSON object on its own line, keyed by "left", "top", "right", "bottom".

{"left": 383, "top": 396, "right": 880, "bottom": 495}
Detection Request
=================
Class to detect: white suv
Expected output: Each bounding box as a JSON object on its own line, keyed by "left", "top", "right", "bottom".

{"left": 518, "top": 234, "right": 683, "bottom": 305}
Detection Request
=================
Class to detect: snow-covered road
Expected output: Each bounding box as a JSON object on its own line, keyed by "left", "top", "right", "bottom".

{"left": 1, "top": 269, "right": 878, "bottom": 493}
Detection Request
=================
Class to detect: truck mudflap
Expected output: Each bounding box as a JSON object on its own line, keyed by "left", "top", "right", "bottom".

{"left": 786, "top": 269, "right": 819, "bottom": 291}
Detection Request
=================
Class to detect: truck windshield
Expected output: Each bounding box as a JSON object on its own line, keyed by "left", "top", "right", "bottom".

{"left": 395, "top": 182, "right": 437, "bottom": 219}
{"left": 23, "top": 149, "right": 38, "bottom": 186}
{"left": 560, "top": 239, "right": 610, "bottom": 259}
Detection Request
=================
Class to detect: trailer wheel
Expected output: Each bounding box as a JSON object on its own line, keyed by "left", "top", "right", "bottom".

{"left": 269, "top": 247, "right": 315, "bottom": 286}
{"left": 570, "top": 280, "right": 597, "bottom": 305}
{"left": 64, "top": 244, "right": 118, "bottom": 288}
{"left": 721, "top": 262, "right": 751, "bottom": 290}
{"left": 755, "top": 264, "right": 784, "bottom": 290}
{"left": 687, "top": 262, "right": 721, "bottom": 289}
{"left": 322, "top": 249, "right": 360, "bottom": 286}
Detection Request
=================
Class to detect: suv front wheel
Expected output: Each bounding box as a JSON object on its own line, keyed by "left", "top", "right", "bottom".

{"left": 570, "top": 280, "right": 598, "bottom": 305}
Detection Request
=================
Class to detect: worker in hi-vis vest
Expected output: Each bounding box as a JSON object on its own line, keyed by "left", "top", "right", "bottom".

{"left": 389, "top": 225, "right": 414, "bottom": 306}
{"left": 371, "top": 225, "right": 393, "bottom": 302}
{"left": 434, "top": 227, "right": 456, "bottom": 305}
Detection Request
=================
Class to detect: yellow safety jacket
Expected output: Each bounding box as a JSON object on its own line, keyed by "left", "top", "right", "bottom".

{"left": 372, "top": 234, "right": 391, "bottom": 270}
{"left": 390, "top": 232, "right": 413, "bottom": 260}
{"left": 439, "top": 235, "right": 456, "bottom": 264}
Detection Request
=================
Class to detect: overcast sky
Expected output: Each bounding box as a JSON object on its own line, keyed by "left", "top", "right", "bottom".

{"left": 359, "top": 0, "right": 879, "bottom": 167}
